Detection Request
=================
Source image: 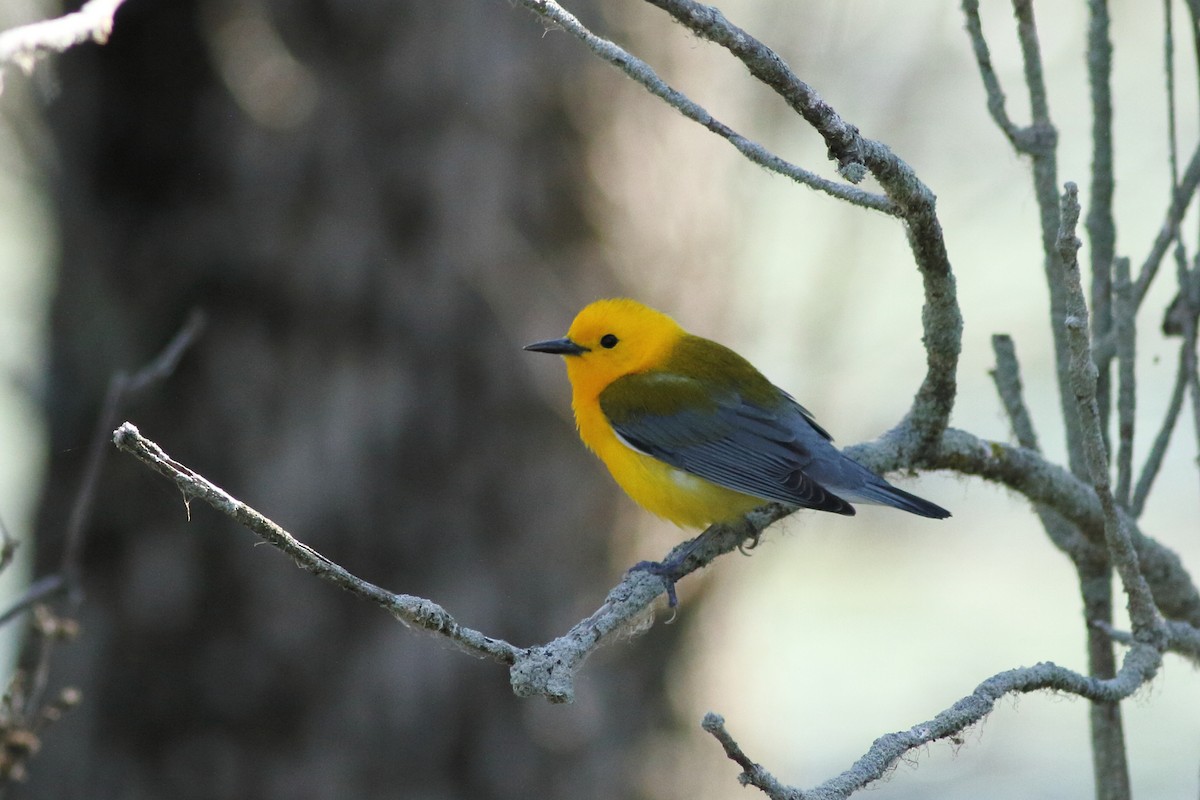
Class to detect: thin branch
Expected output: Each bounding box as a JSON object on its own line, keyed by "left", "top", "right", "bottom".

{"left": 1059, "top": 183, "right": 1167, "bottom": 643}
{"left": 990, "top": 335, "right": 1041, "bottom": 450}
{"left": 0, "top": 0, "right": 127, "bottom": 93}
{"left": 1041, "top": 170, "right": 1132, "bottom": 800}
{"left": 700, "top": 714, "right": 796, "bottom": 800}
{"left": 1013, "top": 0, "right": 1053, "bottom": 132}
{"left": 1008, "top": 0, "right": 1090, "bottom": 481}
{"left": 112, "top": 423, "right": 521, "bottom": 663}
{"left": 1098, "top": 618, "right": 1200, "bottom": 664}
{"left": 112, "top": 422, "right": 794, "bottom": 703}
{"left": 962, "top": 0, "right": 1023, "bottom": 145}
{"left": 516, "top": 0, "right": 894, "bottom": 213}
{"left": 640, "top": 0, "right": 868, "bottom": 179}
{"left": 60, "top": 310, "right": 207, "bottom": 600}
{"left": 0, "top": 607, "right": 80, "bottom": 788}
{"left": 512, "top": 504, "right": 788, "bottom": 701}
{"left": 1165, "top": 0, "right": 1181, "bottom": 186}
{"left": 1077, "top": 557, "right": 1130, "bottom": 800}
{"left": 1113, "top": 257, "right": 1135, "bottom": 508}
{"left": 0, "top": 577, "right": 64, "bottom": 629}
{"left": 966, "top": 0, "right": 1090, "bottom": 480}
{"left": 962, "top": 0, "right": 1057, "bottom": 158}
{"left": 1130, "top": 336, "right": 1190, "bottom": 516}
{"left": 990, "top": 335, "right": 1103, "bottom": 563}
{"left": 1163, "top": 621, "right": 1200, "bottom": 662}
{"left": 705, "top": 648, "right": 1162, "bottom": 800}
{"left": 1132, "top": 140, "right": 1200, "bottom": 309}
{"left": 0, "top": 312, "right": 205, "bottom": 631}
{"left": 1186, "top": 0, "right": 1200, "bottom": 252}
{"left": 1086, "top": 0, "right": 1116, "bottom": 457}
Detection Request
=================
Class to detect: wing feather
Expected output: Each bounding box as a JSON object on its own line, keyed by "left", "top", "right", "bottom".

{"left": 599, "top": 372, "right": 854, "bottom": 515}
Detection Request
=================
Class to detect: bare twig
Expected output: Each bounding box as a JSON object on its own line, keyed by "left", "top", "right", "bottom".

{"left": 965, "top": 0, "right": 1093, "bottom": 480}
{"left": 59, "top": 310, "right": 207, "bottom": 602}
{"left": 1077, "top": 556, "right": 1130, "bottom": 800}
{"left": 990, "top": 335, "right": 1103, "bottom": 563}
{"left": 0, "top": 311, "right": 206, "bottom": 631}
{"left": 700, "top": 714, "right": 795, "bottom": 800}
{"left": 1008, "top": 0, "right": 1089, "bottom": 481}
{"left": 112, "top": 422, "right": 796, "bottom": 703}
{"left": 962, "top": 0, "right": 1022, "bottom": 145}
{"left": 112, "top": 423, "right": 521, "bottom": 661}
{"left": 0, "top": 578, "right": 64, "bottom": 630}
{"left": 961, "top": 0, "right": 1056, "bottom": 158}
{"left": 1059, "top": 183, "right": 1166, "bottom": 645}
{"left": 515, "top": 0, "right": 893, "bottom": 213}
{"left": 1132, "top": 141, "right": 1200, "bottom": 308}
{"left": 1013, "top": 0, "right": 1054, "bottom": 143}
{"left": 512, "top": 504, "right": 788, "bottom": 701}
{"left": 641, "top": 0, "right": 868, "bottom": 179}
{"left": 1165, "top": 0, "right": 1180, "bottom": 186}
{"left": 1052, "top": 176, "right": 1132, "bottom": 800}
{"left": 0, "top": 0, "right": 127, "bottom": 93}
{"left": 990, "top": 334, "right": 1041, "bottom": 451}
{"left": 705, "top": 651, "right": 1162, "bottom": 800}
{"left": 1113, "top": 257, "right": 1135, "bottom": 508}
{"left": 1086, "top": 0, "right": 1116, "bottom": 453}
{"left": 1097, "top": 618, "right": 1200, "bottom": 664}
{"left": 1130, "top": 337, "right": 1190, "bottom": 517}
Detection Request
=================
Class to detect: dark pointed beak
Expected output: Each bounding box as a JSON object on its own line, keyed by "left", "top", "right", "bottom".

{"left": 524, "top": 337, "right": 590, "bottom": 356}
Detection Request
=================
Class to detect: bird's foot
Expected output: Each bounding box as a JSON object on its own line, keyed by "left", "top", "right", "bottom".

{"left": 628, "top": 559, "right": 682, "bottom": 609}
{"left": 736, "top": 527, "right": 764, "bottom": 556}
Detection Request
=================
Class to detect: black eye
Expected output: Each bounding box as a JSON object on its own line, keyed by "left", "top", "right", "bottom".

{"left": 600, "top": 333, "right": 619, "bottom": 349}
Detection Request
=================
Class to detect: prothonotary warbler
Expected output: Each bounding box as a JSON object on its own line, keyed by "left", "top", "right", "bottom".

{"left": 525, "top": 298, "right": 950, "bottom": 529}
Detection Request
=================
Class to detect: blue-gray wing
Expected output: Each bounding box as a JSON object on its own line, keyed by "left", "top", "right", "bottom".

{"left": 600, "top": 374, "right": 855, "bottom": 515}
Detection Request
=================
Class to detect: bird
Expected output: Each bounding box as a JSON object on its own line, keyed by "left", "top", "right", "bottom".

{"left": 525, "top": 298, "right": 949, "bottom": 530}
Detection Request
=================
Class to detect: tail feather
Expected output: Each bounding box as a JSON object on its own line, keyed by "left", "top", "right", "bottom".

{"left": 835, "top": 479, "right": 951, "bottom": 519}
{"left": 878, "top": 483, "right": 951, "bottom": 519}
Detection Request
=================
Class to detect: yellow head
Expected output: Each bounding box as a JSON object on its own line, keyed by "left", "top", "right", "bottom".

{"left": 525, "top": 298, "right": 686, "bottom": 400}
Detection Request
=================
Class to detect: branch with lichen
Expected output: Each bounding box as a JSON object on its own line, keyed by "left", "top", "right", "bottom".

{"left": 112, "top": 417, "right": 1190, "bottom": 753}
{"left": 112, "top": 422, "right": 795, "bottom": 703}
{"left": 0, "top": 0, "right": 127, "bottom": 94}
{"left": 517, "top": 0, "right": 891, "bottom": 214}
{"left": 701, "top": 645, "right": 1163, "bottom": 800}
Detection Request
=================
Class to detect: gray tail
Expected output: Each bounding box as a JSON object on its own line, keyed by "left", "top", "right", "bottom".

{"left": 879, "top": 484, "right": 951, "bottom": 519}
{"left": 839, "top": 479, "right": 951, "bottom": 519}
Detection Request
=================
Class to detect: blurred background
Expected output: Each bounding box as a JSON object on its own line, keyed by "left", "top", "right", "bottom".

{"left": 0, "top": 0, "right": 1197, "bottom": 798}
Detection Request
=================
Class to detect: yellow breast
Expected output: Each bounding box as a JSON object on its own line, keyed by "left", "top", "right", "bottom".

{"left": 571, "top": 394, "right": 764, "bottom": 528}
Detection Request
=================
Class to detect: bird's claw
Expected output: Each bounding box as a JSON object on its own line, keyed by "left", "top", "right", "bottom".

{"left": 628, "top": 560, "right": 681, "bottom": 608}
{"left": 736, "top": 527, "right": 763, "bottom": 556}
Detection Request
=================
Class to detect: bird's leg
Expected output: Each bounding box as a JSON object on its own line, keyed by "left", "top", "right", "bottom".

{"left": 628, "top": 518, "right": 763, "bottom": 608}
{"left": 627, "top": 529, "right": 714, "bottom": 608}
